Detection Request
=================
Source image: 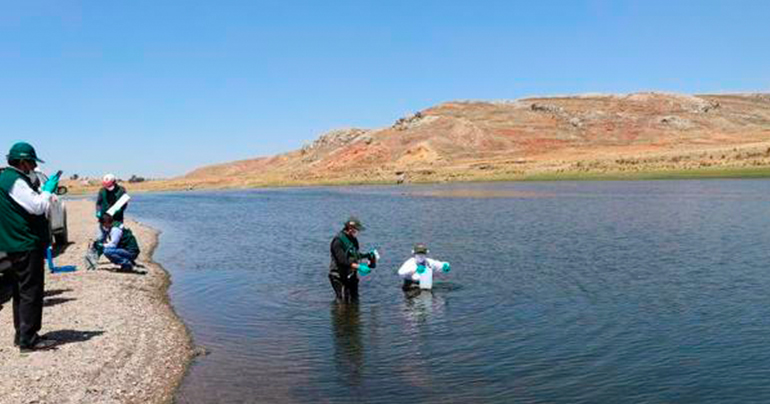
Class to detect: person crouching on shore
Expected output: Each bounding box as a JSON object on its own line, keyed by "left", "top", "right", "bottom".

{"left": 93, "top": 214, "right": 140, "bottom": 271}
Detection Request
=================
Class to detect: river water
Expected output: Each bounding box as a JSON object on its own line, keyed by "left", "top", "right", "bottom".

{"left": 130, "top": 180, "right": 770, "bottom": 403}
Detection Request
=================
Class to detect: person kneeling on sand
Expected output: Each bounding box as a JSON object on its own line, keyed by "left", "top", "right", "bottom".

{"left": 93, "top": 214, "right": 140, "bottom": 271}
{"left": 397, "top": 243, "right": 450, "bottom": 291}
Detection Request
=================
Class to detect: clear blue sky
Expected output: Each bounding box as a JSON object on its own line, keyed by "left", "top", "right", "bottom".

{"left": 1, "top": 0, "right": 768, "bottom": 178}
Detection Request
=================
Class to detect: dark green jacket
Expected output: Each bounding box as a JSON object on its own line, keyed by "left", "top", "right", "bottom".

{"left": 329, "top": 231, "right": 375, "bottom": 279}
{"left": 96, "top": 185, "right": 127, "bottom": 222}
{"left": 117, "top": 226, "right": 139, "bottom": 254}
{"left": 0, "top": 168, "right": 50, "bottom": 252}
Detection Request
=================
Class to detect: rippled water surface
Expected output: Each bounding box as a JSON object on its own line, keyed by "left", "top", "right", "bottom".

{"left": 130, "top": 180, "right": 770, "bottom": 403}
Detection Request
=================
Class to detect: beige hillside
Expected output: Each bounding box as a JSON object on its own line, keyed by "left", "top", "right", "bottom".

{"left": 64, "top": 92, "right": 770, "bottom": 193}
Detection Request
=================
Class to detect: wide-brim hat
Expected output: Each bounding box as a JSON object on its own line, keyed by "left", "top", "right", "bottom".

{"left": 413, "top": 243, "right": 429, "bottom": 254}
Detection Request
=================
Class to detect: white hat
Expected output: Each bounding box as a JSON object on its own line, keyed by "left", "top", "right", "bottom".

{"left": 102, "top": 173, "right": 116, "bottom": 190}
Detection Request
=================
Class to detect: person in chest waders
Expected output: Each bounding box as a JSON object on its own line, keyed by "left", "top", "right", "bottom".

{"left": 328, "top": 217, "right": 377, "bottom": 303}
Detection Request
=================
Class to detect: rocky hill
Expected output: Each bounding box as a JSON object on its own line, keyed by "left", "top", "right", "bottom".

{"left": 175, "top": 92, "right": 770, "bottom": 188}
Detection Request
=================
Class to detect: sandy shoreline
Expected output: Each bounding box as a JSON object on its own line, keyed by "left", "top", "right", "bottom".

{"left": 0, "top": 199, "right": 193, "bottom": 404}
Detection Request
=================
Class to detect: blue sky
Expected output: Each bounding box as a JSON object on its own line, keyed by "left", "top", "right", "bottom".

{"left": 1, "top": 0, "right": 768, "bottom": 178}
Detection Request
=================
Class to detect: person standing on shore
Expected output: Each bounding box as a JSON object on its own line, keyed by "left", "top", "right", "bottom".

{"left": 96, "top": 173, "right": 128, "bottom": 223}
{"left": 93, "top": 214, "right": 141, "bottom": 271}
{"left": 329, "top": 216, "right": 377, "bottom": 303}
{"left": 0, "top": 142, "right": 59, "bottom": 351}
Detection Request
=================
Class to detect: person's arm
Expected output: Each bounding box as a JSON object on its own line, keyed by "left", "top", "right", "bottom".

{"left": 427, "top": 258, "right": 450, "bottom": 274}
{"left": 119, "top": 187, "right": 128, "bottom": 212}
{"left": 398, "top": 258, "right": 417, "bottom": 279}
{"left": 95, "top": 191, "right": 104, "bottom": 216}
{"left": 365, "top": 250, "right": 377, "bottom": 269}
{"left": 8, "top": 178, "right": 52, "bottom": 216}
{"left": 103, "top": 227, "right": 123, "bottom": 249}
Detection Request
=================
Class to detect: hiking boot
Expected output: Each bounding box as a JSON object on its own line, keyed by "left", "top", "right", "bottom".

{"left": 19, "top": 335, "right": 57, "bottom": 353}
{"left": 120, "top": 264, "right": 134, "bottom": 272}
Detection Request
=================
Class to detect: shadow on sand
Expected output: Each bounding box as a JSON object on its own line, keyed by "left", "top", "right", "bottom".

{"left": 43, "top": 330, "right": 105, "bottom": 347}
{"left": 45, "top": 288, "right": 73, "bottom": 297}
{"left": 53, "top": 241, "right": 75, "bottom": 257}
{"left": 100, "top": 265, "right": 147, "bottom": 275}
{"left": 43, "top": 297, "right": 77, "bottom": 307}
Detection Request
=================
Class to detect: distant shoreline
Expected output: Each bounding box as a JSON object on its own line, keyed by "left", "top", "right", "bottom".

{"left": 61, "top": 165, "right": 770, "bottom": 196}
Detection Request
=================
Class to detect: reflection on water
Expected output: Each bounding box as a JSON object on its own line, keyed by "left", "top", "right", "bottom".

{"left": 129, "top": 180, "right": 770, "bottom": 403}
{"left": 331, "top": 302, "right": 364, "bottom": 387}
{"left": 402, "top": 288, "right": 446, "bottom": 326}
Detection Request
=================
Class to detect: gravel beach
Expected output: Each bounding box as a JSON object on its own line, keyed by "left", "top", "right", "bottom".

{"left": 0, "top": 199, "right": 193, "bottom": 404}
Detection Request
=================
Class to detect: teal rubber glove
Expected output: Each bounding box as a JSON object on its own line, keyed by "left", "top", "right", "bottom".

{"left": 442, "top": 262, "right": 451, "bottom": 273}
{"left": 416, "top": 264, "right": 427, "bottom": 274}
{"left": 369, "top": 248, "right": 380, "bottom": 261}
{"left": 358, "top": 263, "right": 371, "bottom": 276}
{"left": 42, "top": 172, "right": 61, "bottom": 193}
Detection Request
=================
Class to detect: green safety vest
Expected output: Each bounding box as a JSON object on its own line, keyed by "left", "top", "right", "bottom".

{"left": 337, "top": 231, "right": 360, "bottom": 262}
{"left": 118, "top": 225, "right": 140, "bottom": 253}
{"left": 96, "top": 223, "right": 140, "bottom": 255}
{"left": 0, "top": 168, "right": 50, "bottom": 252}
{"left": 99, "top": 186, "right": 127, "bottom": 221}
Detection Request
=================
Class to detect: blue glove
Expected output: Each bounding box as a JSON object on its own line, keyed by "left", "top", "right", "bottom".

{"left": 42, "top": 172, "right": 61, "bottom": 193}
{"left": 96, "top": 211, "right": 102, "bottom": 219}
{"left": 442, "top": 262, "right": 451, "bottom": 273}
{"left": 358, "top": 263, "right": 371, "bottom": 276}
{"left": 416, "top": 264, "right": 426, "bottom": 274}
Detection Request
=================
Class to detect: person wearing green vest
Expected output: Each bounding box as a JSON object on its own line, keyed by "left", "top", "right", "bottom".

{"left": 93, "top": 214, "right": 140, "bottom": 271}
{"left": 95, "top": 173, "right": 128, "bottom": 223}
{"left": 328, "top": 216, "right": 378, "bottom": 303}
{"left": 0, "top": 142, "right": 59, "bottom": 352}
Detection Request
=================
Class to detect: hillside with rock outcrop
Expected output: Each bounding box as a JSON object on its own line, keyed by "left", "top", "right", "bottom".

{"left": 170, "top": 92, "right": 770, "bottom": 188}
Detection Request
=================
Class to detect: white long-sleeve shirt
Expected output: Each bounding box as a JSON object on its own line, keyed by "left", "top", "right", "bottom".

{"left": 97, "top": 225, "right": 124, "bottom": 249}
{"left": 397, "top": 257, "right": 449, "bottom": 282}
{"left": 7, "top": 168, "right": 52, "bottom": 216}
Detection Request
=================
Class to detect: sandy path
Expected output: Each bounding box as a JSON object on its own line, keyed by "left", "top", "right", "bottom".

{"left": 0, "top": 199, "right": 193, "bottom": 404}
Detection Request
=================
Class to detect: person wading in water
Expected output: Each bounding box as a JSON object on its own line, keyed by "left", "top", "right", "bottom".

{"left": 328, "top": 216, "right": 377, "bottom": 303}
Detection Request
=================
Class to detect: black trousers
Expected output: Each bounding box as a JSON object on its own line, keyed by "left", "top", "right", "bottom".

{"left": 2, "top": 249, "right": 45, "bottom": 345}
{"left": 329, "top": 273, "right": 359, "bottom": 303}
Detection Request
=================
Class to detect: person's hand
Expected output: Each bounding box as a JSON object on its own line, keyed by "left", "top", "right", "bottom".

{"left": 358, "top": 263, "right": 371, "bottom": 276}
{"left": 41, "top": 172, "right": 60, "bottom": 193}
{"left": 369, "top": 248, "right": 380, "bottom": 261}
{"left": 416, "top": 264, "right": 427, "bottom": 274}
{"left": 96, "top": 211, "right": 102, "bottom": 219}
{"left": 442, "top": 262, "right": 451, "bottom": 273}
